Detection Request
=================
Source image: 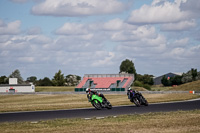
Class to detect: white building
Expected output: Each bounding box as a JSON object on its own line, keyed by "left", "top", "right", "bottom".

{"left": 0, "top": 78, "right": 35, "bottom": 93}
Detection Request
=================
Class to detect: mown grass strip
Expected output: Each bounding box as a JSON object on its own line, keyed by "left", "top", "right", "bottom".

{"left": 35, "top": 86, "right": 75, "bottom": 92}
{"left": 0, "top": 110, "right": 200, "bottom": 133}
{"left": 0, "top": 93, "right": 199, "bottom": 113}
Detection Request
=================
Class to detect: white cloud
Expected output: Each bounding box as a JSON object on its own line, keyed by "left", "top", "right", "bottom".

{"left": 91, "top": 52, "right": 115, "bottom": 67}
{"left": 53, "top": 36, "right": 103, "bottom": 52}
{"left": 27, "top": 27, "right": 42, "bottom": 35}
{"left": 172, "top": 38, "right": 189, "bottom": 47}
{"left": 0, "top": 50, "right": 9, "bottom": 56}
{"left": 127, "top": 0, "right": 189, "bottom": 24}
{"left": 180, "top": 0, "right": 200, "bottom": 18}
{"left": 111, "top": 25, "right": 157, "bottom": 42}
{"left": 0, "top": 36, "right": 29, "bottom": 51}
{"left": 18, "top": 57, "right": 35, "bottom": 63}
{"left": 88, "top": 19, "right": 137, "bottom": 36}
{"left": 170, "top": 47, "right": 185, "bottom": 57}
{"left": 31, "top": 0, "right": 127, "bottom": 16}
{"left": 55, "top": 23, "right": 89, "bottom": 35}
{"left": 0, "top": 20, "right": 5, "bottom": 26}
{"left": 161, "top": 19, "right": 196, "bottom": 31}
{"left": 29, "top": 35, "right": 52, "bottom": 44}
{"left": 115, "top": 34, "right": 166, "bottom": 54}
{"left": 103, "top": 18, "right": 126, "bottom": 31}
{"left": 188, "top": 45, "right": 200, "bottom": 58}
{"left": 0, "top": 35, "right": 11, "bottom": 43}
{"left": 0, "top": 20, "right": 21, "bottom": 35}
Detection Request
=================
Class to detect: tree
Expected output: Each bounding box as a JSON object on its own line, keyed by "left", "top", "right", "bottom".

{"left": 8, "top": 69, "right": 23, "bottom": 84}
{"left": 26, "top": 76, "right": 37, "bottom": 84}
{"left": 65, "top": 74, "right": 81, "bottom": 86}
{"left": 191, "top": 68, "right": 197, "bottom": 81}
{"left": 170, "top": 75, "right": 182, "bottom": 85}
{"left": 181, "top": 68, "right": 198, "bottom": 83}
{"left": 52, "top": 70, "right": 65, "bottom": 86}
{"left": 0, "top": 76, "right": 8, "bottom": 84}
{"left": 36, "top": 77, "right": 53, "bottom": 86}
{"left": 197, "top": 71, "right": 200, "bottom": 80}
{"left": 119, "top": 59, "right": 137, "bottom": 79}
{"left": 137, "top": 74, "right": 154, "bottom": 85}
{"left": 161, "top": 75, "right": 171, "bottom": 86}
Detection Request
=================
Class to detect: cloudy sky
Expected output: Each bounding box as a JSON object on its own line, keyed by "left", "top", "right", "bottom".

{"left": 0, "top": 0, "right": 200, "bottom": 80}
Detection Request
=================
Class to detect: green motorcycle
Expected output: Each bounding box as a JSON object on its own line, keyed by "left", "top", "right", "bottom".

{"left": 87, "top": 94, "right": 112, "bottom": 110}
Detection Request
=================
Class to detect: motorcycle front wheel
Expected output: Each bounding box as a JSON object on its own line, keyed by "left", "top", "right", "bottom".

{"left": 133, "top": 98, "right": 140, "bottom": 107}
{"left": 92, "top": 100, "right": 102, "bottom": 110}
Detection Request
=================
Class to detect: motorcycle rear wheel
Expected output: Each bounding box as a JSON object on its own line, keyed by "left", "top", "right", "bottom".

{"left": 106, "top": 101, "right": 112, "bottom": 109}
{"left": 144, "top": 99, "right": 148, "bottom": 106}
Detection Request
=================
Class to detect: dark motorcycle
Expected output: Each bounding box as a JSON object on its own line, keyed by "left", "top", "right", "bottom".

{"left": 128, "top": 90, "right": 148, "bottom": 107}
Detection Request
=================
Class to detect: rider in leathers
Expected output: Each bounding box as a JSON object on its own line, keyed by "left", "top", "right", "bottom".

{"left": 86, "top": 88, "right": 107, "bottom": 103}
{"left": 127, "top": 87, "right": 142, "bottom": 102}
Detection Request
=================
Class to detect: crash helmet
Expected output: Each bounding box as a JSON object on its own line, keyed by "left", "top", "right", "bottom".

{"left": 86, "top": 88, "right": 90, "bottom": 93}
{"left": 128, "top": 87, "right": 132, "bottom": 91}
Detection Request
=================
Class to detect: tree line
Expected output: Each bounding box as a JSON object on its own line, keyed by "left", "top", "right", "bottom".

{"left": 1, "top": 59, "right": 199, "bottom": 88}
{"left": 161, "top": 68, "right": 200, "bottom": 86}
{"left": 0, "top": 69, "right": 81, "bottom": 86}
{"left": 119, "top": 59, "right": 200, "bottom": 89}
{"left": 119, "top": 59, "right": 153, "bottom": 90}
{"left": 0, "top": 59, "right": 154, "bottom": 89}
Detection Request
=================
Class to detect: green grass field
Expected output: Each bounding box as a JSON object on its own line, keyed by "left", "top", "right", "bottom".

{"left": 0, "top": 93, "right": 199, "bottom": 112}
{"left": 1, "top": 80, "right": 199, "bottom": 113}
{"left": 0, "top": 110, "right": 200, "bottom": 133}
{"left": 169, "top": 80, "right": 200, "bottom": 91}
{"left": 151, "top": 80, "right": 200, "bottom": 91}
{"left": 1, "top": 82, "right": 200, "bottom": 132}
{"left": 35, "top": 86, "right": 75, "bottom": 92}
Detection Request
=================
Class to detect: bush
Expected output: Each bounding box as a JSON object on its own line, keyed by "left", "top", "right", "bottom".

{"left": 143, "top": 84, "right": 151, "bottom": 90}
{"left": 136, "top": 74, "right": 154, "bottom": 85}
{"left": 134, "top": 80, "right": 151, "bottom": 90}
{"left": 134, "top": 80, "right": 143, "bottom": 87}
{"left": 36, "top": 77, "right": 53, "bottom": 86}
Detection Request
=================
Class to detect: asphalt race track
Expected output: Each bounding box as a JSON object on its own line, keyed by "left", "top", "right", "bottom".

{"left": 0, "top": 99, "right": 200, "bottom": 123}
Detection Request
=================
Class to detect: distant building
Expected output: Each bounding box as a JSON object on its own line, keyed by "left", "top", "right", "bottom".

{"left": 9, "top": 78, "right": 17, "bottom": 84}
{"left": 0, "top": 78, "right": 35, "bottom": 93}
{"left": 153, "top": 72, "right": 181, "bottom": 85}
{"left": 75, "top": 74, "right": 134, "bottom": 91}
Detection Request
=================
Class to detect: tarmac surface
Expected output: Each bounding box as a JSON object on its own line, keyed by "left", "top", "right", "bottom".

{"left": 0, "top": 98, "right": 200, "bottom": 123}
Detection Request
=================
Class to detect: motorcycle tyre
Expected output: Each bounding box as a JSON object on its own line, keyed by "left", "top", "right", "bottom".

{"left": 106, "top": 101, "right": 112, "bottom": 109}
{"left": 144, "top": 99, "right": 148, "bottom": 106}
{"left": 92, "top": 100, "right": 102, "bottom": 110}
{"left": 133, "top": 98, "right": 140, "bottom": 107}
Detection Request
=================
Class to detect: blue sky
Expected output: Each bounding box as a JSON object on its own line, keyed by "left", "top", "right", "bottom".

{"left": 0, "top": 0, "right": 200, "bottom": 80}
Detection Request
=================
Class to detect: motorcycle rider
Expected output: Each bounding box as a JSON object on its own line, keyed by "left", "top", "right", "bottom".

{"left": 127, "top": 87, "right": 149, "bottom": 106}
{"left": 127, "top": 87, "right": 142, "bottom": 102}
{"left": 86, "top": 88, "right": 107, "bottom": 103}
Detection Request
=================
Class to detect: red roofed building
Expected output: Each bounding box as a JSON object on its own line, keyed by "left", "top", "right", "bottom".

{"left": 75, "top": 74, "right": 134, "bottom": 92}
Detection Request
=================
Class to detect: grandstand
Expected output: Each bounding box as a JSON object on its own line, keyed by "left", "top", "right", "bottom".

{"left": 75, "top": 74, "right": 134, "bottom": 92}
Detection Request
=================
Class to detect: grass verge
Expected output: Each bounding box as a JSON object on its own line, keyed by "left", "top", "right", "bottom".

{"left": 169, "top": 80, "right": 200, "bottom": 91}
{"left": 0, "top": 110, "right": 200, "bottom": 133}
{"left": 35, "top": 86, "right": 75, "bottom": 92}
{"left": 151, "top": 80, "right": 200, "bottom": 91}
{"left": 0, "top": 93, "right": 199, "bottom": 112}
